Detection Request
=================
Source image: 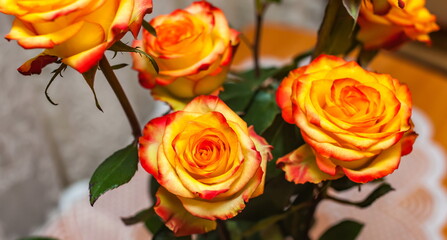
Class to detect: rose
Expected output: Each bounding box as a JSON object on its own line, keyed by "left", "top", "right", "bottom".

{"left": 0, "top": 0, "right": 153, "bottom": 74}
{"left": 276, "top": 55, "right": 417, "bottom": 184}
{"left": 139, "top": 95, "right": 271, "bottom": 236}
{"left": 132, "top": 1, "right": 239, "bottom": 110}
{"left": 357, "top": 0, "right": 439, "bottom": 50}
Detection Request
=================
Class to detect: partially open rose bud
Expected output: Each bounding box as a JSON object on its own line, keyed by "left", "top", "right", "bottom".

{"left": 357, "top": 0, "right": 439, "bottom": 50}
{"left": 132, "top": 1, "right": 239, "bottom": 110}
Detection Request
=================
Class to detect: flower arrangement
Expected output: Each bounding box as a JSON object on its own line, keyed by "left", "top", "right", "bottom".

{"left": 0, "top": 0, "right": 439, "bottom": 239}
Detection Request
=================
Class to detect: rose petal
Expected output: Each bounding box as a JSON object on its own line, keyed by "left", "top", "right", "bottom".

{"left": 61, "top": 42, "right": 107, "bottom": 73}
{"left": 343, "top": 142, "right": 402, "bottom": 183}
{"left": 154, "top": 187, "right": 216, "bottom": 236}
{"left": 184, "top": 95, "right": 245, "bottom": 128}
{"left": 14, "top": 0, "right": 105, "bottom": 22}
{"left": 129, "top": 0, "right": 153, "bottom": 37}
{"left": 277, "top": 144, "right": 343, "bottom": 184}
{"left": 401, "top": 130, "right": 418, "bottom": 156}
{"left": 6, "top": 18, "right": 84, "bottom": 49}
{"left": 178, "top": 184, "right": 251, "bottom": 221}
{"left": 139, "top": 116, "right": 170, "bottom": 179}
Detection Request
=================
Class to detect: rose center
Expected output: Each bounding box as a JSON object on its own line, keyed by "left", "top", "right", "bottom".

{"left": 156, "top": 19, "right": 194, "bottom": 47}
{"left": 193, "top": 136, "right": 224, "bottom": 167}
{"left": 340, "top": 86, "right": 369, "bottom": 114}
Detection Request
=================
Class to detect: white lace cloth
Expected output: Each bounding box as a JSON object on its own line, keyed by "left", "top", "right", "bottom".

{"left": 34, "top": 108, "right": 447, "bottom": 240}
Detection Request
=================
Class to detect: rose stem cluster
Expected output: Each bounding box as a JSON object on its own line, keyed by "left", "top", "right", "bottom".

{"left": 99, "top": 55, "right": 142, "bottom": 140}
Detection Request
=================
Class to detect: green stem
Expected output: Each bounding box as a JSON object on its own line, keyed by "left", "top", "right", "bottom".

{"left": 217, "top": 220, "right": 231, "bottom": 240}
{"left": 253, "top": 0, "right": 268, "bottom": 78}
{"left": 326, "top": 195, "right": 358, "bottom": 206}
{"left": 99, "top": 55, "right": 141, "bottom": 140}
{"left": 240, "top": 32, "right": 253, "bottom": 50}
{"left": 312, "top": 0, "right": 339, "bottom": 59}
{"left": 298, "top": 182, "right": 330, "bottom": 240}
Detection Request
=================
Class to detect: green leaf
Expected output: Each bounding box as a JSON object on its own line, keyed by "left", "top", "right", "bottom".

{"left": 111, "top": 63, "right": 129, "bottom": 70}
{"left": 261, "top": 114, "right": 303, "bottom": 179}
{"left": 355, "top": 183, "right": 394, "bottom": 208}
{"left": 243, "top": 213, "right": 286, "bottom": 237}
{"left": 237, "top": 68, "right": 278, "bottom": 88}
{"left": 219, "top": 82, "right": 253, "bottom": 113}
{"left": 45, "top": 63, "right": 67, "bottom": 106}
{"left": 342, "top": 0, "right": 362, "bottom": 21}
{"left": 196, "top": 230, "right": 219, "bottom": 240}
{"left": 357, "top": 48, "right": 379, "bottom": 67}
{"left": 281, "top": 183, "right": 319, "bottom": 239}
{"left": 122, "top": 208, "right": 154, "bottom": 225}
{"left": 109, "top": 41, "right": 159, "bottom": 73}
{"left": 262, "top": 115, "right": 303, "bottom": 162}
{"left": 207, "top": 221, "right": 262, "bottom": 240}
{"left": 225, "top": 221, "right": 243, "bottom": 240}
{"left": 313, "top": 0, "right": 359, "bottom": 58}
{"left": 319, "top": 220, "right": 364, "bottom": 240}
{"left": 220, "top": 68, "right": 277, "bottom": 113}
{"left": 260, "top": 224, "right": 283, "bottom": 240}
{"left": 144, "top": 211, "right": 165, "bottom": 235}
{"left": 242, "top": 196, "right": 313, "bottom": 238}
{"left": 243, "top": 90, "right": 279, "bottom": 134}
{"left": 82, "top": 64, "right": 103, "bottom": 112}
{"left": 143, "top": 178, "right": 163, "bottom": 235}
{"left": 235, "top": 174, "right": 296, "bottom": 221}
{"left": 272, "top": 50, "right": 313, "bottom": 80}
{"left": 142, "top": 20, "right": 157, "bottom": 37}
{"left": 329, "top": 182, "right": 394, "bottom": 208}
{"left": 330, "top": 176, "right": 361, "bottom": 192}
{"left": 18, "top": 238, "right": 58, "bottom": 240}
{"left": 89, "top": 142, "right": 139, "bottom": 206}
{"left": 149, "top": 175, "right": 160, "bottom": 204}
{"left": 153, "top": 226, "right": 192, "bottom": 240}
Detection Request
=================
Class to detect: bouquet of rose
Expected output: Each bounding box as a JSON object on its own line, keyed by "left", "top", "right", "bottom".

{"left": 0, "top": 0, "right": 438, "bottom": 239}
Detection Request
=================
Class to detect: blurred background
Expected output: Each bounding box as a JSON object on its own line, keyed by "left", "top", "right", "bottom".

{"left": 0, "top": 0, "right": 446, "bottom": 239}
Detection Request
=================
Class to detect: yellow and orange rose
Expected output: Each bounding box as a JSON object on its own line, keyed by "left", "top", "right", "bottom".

{"left": 139, "top": 95, "right": 271, "bottom": 236}
{"left": 132, "top": 1, "right": 239, "bottom": 110}
{"left": 357, "top": 0, "right": 439, "bottom": 50}
{"left": 0, "top": 0, "right": 153, "bottom": 74}
{"left": 276, "top": 55, "right": 417, "bottom": 184}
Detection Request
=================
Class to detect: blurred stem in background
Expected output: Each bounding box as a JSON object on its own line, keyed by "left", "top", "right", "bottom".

{"left": 253, "top": 0, "right": 269, "bottom": 78}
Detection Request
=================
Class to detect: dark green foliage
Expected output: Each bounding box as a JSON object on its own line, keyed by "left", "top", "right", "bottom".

{"left": 89, "top": 142, "right": 138, "bottom": 206}
{"left": 319, "top": 220, "right": 364, "bottom": 240}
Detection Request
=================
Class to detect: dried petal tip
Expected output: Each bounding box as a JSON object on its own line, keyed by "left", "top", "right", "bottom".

{"left": 18, "top": 54, "right": 58, "bottom": 75}
{"left": 398, "top": 0, "right": 405, "bottom": 9}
